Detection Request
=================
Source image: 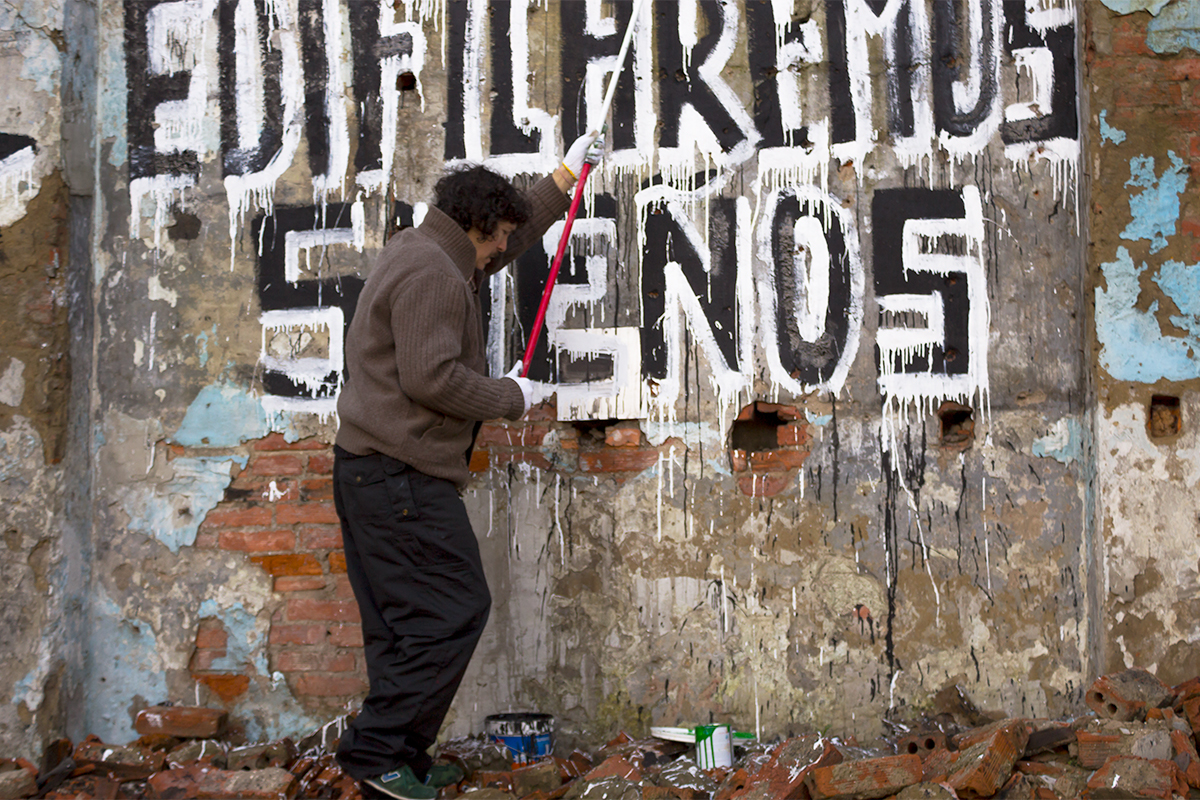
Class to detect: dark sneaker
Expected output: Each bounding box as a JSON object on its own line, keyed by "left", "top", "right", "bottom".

{"left": 363, "top": 765, "right": 438, "bottom": 800}
{"left": 425, "top": 760, "right": 465, "bottom": 788}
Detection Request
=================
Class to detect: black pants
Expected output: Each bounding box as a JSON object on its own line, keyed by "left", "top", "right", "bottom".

{"left": 332, "top": 447, "right": 491, "bottom": 781}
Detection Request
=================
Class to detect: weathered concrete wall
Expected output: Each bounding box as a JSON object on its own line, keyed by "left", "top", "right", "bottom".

{"left": 1086, "top": 0, "right": 1200, "bottom": 685}
{"left": 0, "top": 0, "right": 75, "bottom": 762}
{"left": 4, "top": 0, "right": 1159, "bottom": 763}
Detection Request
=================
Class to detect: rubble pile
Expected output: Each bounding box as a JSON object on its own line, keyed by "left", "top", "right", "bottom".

{"left": 4, "top": 669, "right": 1198, "bottom": 799}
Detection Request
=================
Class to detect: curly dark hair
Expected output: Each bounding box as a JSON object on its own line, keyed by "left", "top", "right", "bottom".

{"left": 434, "top": 165, "right": 532, "bottom": 236}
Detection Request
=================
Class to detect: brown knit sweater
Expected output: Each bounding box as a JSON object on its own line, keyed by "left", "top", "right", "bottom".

{"left": 336, "top": 175, "right": 570, "bottom": 486}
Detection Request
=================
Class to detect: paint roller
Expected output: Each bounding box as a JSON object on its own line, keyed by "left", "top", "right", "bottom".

{"left": 520, "top": 0, "right": 648, "bottom": 378}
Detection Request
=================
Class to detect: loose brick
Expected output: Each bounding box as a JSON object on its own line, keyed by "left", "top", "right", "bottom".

{"left": 0, "top": 759, "right": 38, "bottom": 800}
{"left": 944, "top": 719, "right": 1028, "bottom": 798}
{"left": 253, "top": 433, "right": 328, "bottom": 451}
{"left": 277, "top": 502, "right": 339, "bottom": 525}
{"left": 806, "top": 753, "right": 923, "bottom": 800}
{"left": 328, "top": 624, "right": 363, "bottom": 647}
{"left": 269, "top": 623, "right": 326, "bottom": 646}
{"left": 292, "top": 674, "right": 367, "bottom": 697}
{"left": 329, "top": 550, "right": 347, "bottom": 573}
{"left": 147, "top": 765, "right": 298, "bottom": 800}
{"left": 1077, "top": 719, "right": 1174, "bottom": 768}
{"left": 1085, "top": 755, "right": 1180, "bottom": 800}
{"left": 1086, "top": 668, "right": 1173, "bottom": 721}
{"left": 251, "top": 553, "right": 323, "bottom": 576}
{"left": 897, "top": 731, "right": 948, "bottom": 759}
{"left": 196, "top": 674, "right": 250, "bottom": 702}
{"left": 742, "top": 736, "right": 840, "bottom": 800}
{"left": 250, "top": 453, "right": 305, "bottom": 476}
{"left": 584, "top": 756, "right": 642, "bottom": 783}
{"left": 286, "top": 598, "right": 360, "bottom": 622}
{"left": 274, "top": 575, "right": 326, "bottom": 592}
{"left": 135, "top": 706, "right": 226, "bottom": 739}
{"left": 579, "top": 448, "right": 660, "bottom": 473}
{"left": 218, "top": 529, "right": 296, "bottom": 553}
{"left": 1170, "top": 728, "right": 1200, "bottom": 787}
{"left": 201, "top": 505, "right": 273, "bottom": 529}
{"left": 511, "top": 759, "right": 562, "bottom": 796}
{"left": 73, "top": 738, "right": 164, "bottom": 779}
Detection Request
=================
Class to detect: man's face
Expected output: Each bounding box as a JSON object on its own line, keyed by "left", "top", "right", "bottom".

{"left": 468, "top": 221, "right": 518, "bottom": 270}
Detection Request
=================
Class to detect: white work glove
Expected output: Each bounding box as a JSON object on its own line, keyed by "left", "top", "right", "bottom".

{"left": 504, "top": 361, "right": 534, "bottom": 416}
{"left": 563, "top": 130, "right": 604, "bottom": 179}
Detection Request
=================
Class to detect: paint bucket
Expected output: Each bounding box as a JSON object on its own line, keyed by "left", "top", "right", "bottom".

{"left": 694, "top": 723, "right": 733, "bottom": 770}
{"left": 484, "top": 713, "right": 555, "bottom": 765}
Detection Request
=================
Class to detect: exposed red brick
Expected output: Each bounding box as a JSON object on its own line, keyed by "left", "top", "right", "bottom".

{"left": 742, "top": 735, "right": 839, "bottom": 800}
{"left": 73, "top": 738, "right": 164, "bottom": 779}
{"left": 217, "top": 529, "right": 295, "bottom": 552}
{"left": 738, "top": 473, "right": 792, "bottom": 497}
{"left": 250, "top": 454, "right": 305, "bottom": 476}
{"left": 196, "top": 673, "right": 250, "bottom": 703}
{"left": 192, "top": 531, "right": 219, "bottom": 548}
{"left": 253, "top": 433, "right": 328, "bottom": 451}
{"left": 251, "top": 553, "right": 323, "bottom": 576}
{"left": 477, "top": 423, "right": 549, "bottom": 448}
{"left": 328, "top": 624, "right": 363, "bottom": 647}
{"left": 194, "top": 620, "right": 227, "bottom": 649}
{"left": 747, "top": 448, "right": 810, "bottom": 471}
{"left": 189, "top": 649, "right": 227, "bottom": 671}
{"left": 135, "top": 706, "right": 226, "bottom": 738}
{"left": 286, "top": 598, "right": 361, "bottom": 623}
{"left": 147, "top": 764, "right": 298, "bottom": 800}
{"left": 201, "top": 506, "right": 273, "bottom": 529}
{"left": 897, "top": 731, "right": 949, "bottom": 759}
{"left": 469, "top": 450, "right": 490, "bottom": 472}
{"left": 1112, "top": 32, "right": 1154, "bottom": 57}
{"left": 292, "top": 674, "right": 367, "bottom": 697}
{"left": 492, "top": 451, "right": 554, "bottom": 470}
{"left": 332, "top": 574, "right": 355, "bottom": 599}
{"left": 329, "top": 550, "right": 347, "bottom": 573}
{"left": 0, "top": 760, "right": 37, "bottom": 799}
{"left": 269, "top": 623, "right": 326, "bottom": 646}
{"left": 274, "top": 650, "right": 355, "bottom": 673}
{"left": 277, "top": 502, "right": 338, "bottom": 525}
{"left": 274, "top": 575, "right": 326, "bottom": 593}
{"left": 579, "top": 448, "right": 659, "bottom": 473}
{"left": 776, "top": 423, "right": 810, "bottom": 448}
{"left": 308, "top": 452, "right": 335, "bottom": 474}
{"left": 1170, "top": 729, "right": 1200, "bottom": 788}
{"left": 300, "top": 478, "right": 334, "bottom": 500}
{"left": 604, "top": 424, "right": 642, "bottom": 448}
{"left": 584, "top": 756, "right": 642, "bottom": 783}
{"left": 299, "top": 525, "right": 342, "bottom": 550}
{"left": 806, "top": 753, "right": 923, "bottom": 799}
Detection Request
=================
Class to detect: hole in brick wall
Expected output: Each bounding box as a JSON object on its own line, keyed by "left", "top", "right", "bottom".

{"left": 1148, "top": 394, "right": 1181, "bottom": 439}
{"left": 938, "top": 401, "right": 974, "bottom": 448}
{"left": 397, "top": 71, "right": 417, "bottom": 91}
{"left": 730, "top": 405, "right": 786, "bottom": 453}
{"left": 572, "top": 419, "right": 620, "bottom": 444}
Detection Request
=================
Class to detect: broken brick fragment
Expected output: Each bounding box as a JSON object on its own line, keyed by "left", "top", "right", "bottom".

{"left": 943, "top": 718, "right": 1028, "bottom": 798}
{"left": 583, "top": 756, "right": 642, "bottom": 783}
{"left": 1085, "top": 668, "right": 1174, "bottom": 722}
{"left": 135, "top": 705, "right": 227, "bottom": 739}
{"left": 1170, "top": 728, "right": 1200, "bottom": 787}
{"left": 919, "top": 747, "right": 957, "bottom": 783}
{"left": 44, "top": 774, "right": 120, "bottom": 800}
{"left": 73, "top": 737, "right": 165, "bottom": 780}
{"left": 896, "top": 731, "right": 948, "bottom": 759}
{"left": 0, "top": 759, "right": 37, "bottom": 800}
{"left": 1021, "top": 723, "right": 1075, "bottom": 757}
{"left": 145, "top": 764, "right": 299, "bottom": 799}
{"left": 1083, "top": 755, "right": 1181, "bottom": 800}
{"left": 737, "top": 735, "right": 839, "bottom": 800}
{"left": 711, "top": 768, "right": 750, "bottom": 800}
{"left": 805, "top": 753, "right": 923, "bottom": 800}
{"left": 511, "top": 759, "right": 562, "bottom": 797}
{"left": 226, "top": 740, "right": 297, "bottom": 772}
{"left": 1076, "top": 718, "right": 1174, "bottom": 769}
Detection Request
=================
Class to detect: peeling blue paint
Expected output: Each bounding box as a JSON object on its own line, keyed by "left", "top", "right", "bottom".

{"left": 1032, "top": 419, "right": 1082, "bottom": 465}
{"left": 174, "top": 383, "right": 271, "bottom": 447}
{"left": 124, "top": 455, "right": 248, "bottom": 552}
{"left": 805, "top": 409, "right": 833, "bottom": 427}
{"left": 194, "top": 326, "right": 215, "bottom": 368}
{"left": 1147, "top": 0, "right": 1200, "bottom": 54}
{"left": 1122, "top": 152, "right": 1187, "bottom": 254}
{"left": 1099, "top": 111, "right": 1127, "bottom": 146}
{"left": 86, "top": 592, "right": 168, "bottom": 744}
{"left": 1096, "top": 247, "right": 1200, "bottom": 381}
{"left": 1099, "top": 0, "right": 1171, "bottom": 14}
{"left": 196, "top": 600, "right": 270, "bottom": 675}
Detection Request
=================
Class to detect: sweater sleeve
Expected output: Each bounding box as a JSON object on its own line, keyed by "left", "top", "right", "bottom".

{"left": 390, "top": 268, "right": 525, "bottom": 421}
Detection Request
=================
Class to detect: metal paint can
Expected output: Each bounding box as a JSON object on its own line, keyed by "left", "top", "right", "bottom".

{"left": 694, "top": 723, "right": 733, "bottom": 769}
{"left": 484, "top": 713, "right": 555, "bottom": 765}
